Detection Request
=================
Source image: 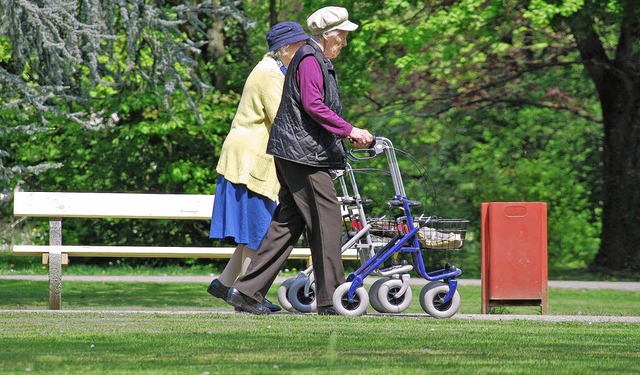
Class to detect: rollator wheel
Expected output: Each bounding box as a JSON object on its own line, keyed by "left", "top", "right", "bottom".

{"left": 277, "top": 278, "right": 296, "bottom": 312}
{"left": 375, "top": 278, "right": 413, "bottom": 313}
{"left": 333, "top": 282, "right": 369, "bottom": 317}
{"left": 368, "top": 277, "right": 389, "bottom": 313}
{"left": 419, "top": 281, "right": 461, "bottom": 318}
{"left": 420, "top": 281, "right": 440, "bottom": 316}
{"left": 287, "top": 277, "right": 317, "bottom": 313}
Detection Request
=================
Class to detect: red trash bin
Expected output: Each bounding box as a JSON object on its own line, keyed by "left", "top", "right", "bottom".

{"left": 481, "top": 202, "right": 548, "bottom": 314}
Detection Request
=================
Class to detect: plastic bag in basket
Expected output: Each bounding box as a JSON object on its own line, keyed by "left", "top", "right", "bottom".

{"left": 417, "top": 226, "right": 463, "bottom": 250}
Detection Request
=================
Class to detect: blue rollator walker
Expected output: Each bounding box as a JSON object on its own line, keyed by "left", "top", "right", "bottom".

{"left": 332, "top": 137, "right": 467, "bottom": 318}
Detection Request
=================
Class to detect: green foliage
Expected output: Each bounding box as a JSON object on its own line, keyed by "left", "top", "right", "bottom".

{"left": 4, "top": 1, "right": 626, "bottom": 274}
{"left": 334, "top": 1, "right": 606, "bottom": 274}
{"left": 450, "top": 105, "right": 601, "bottom": 269}
{"left": 15, "top": 89, "right": 236, "bottom": 194}
{"left": 7, "top": 89, "right": 238, "bottom": 265}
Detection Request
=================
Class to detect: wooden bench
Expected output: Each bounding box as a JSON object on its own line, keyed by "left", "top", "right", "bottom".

{"left": 11, "top": 191, "right": 359, "bottom": 309}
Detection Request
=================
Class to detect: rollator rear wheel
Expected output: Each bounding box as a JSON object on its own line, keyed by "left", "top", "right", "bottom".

{"left": 419, "top": 281, "right": 461, "bottom": 318}
{"left": 368, "top": 277, "right": 389, "bottom": 313}
{"left": 277, "top": 278, "right": 296, "bottom": 312}
{"left": 333, "top": 282, "right": 369, "bottom": 316}
{"left": 374, "top": 278, "right": 413, "bottom": 313}
{"left": 287, "top": 277, "right": 317, "bottom": 313}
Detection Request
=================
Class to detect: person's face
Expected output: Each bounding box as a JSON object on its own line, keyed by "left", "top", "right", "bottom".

{"left": 323, "top": 30, "right": 349, "bottom": 60}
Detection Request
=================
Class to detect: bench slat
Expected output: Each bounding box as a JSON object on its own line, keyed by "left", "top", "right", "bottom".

{"left": 13, "top": 192, "right": 215, "bottom": 220}
{"left": 11, "top": 245, "right": 360, "bottom": 260}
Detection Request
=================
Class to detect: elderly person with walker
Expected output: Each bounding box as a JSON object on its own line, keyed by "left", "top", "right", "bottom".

{"left": 206, "top": 22, "right": 309, "bottom": 312}
{"left": 227, "top": 6, "right": 374, "bottom": 315}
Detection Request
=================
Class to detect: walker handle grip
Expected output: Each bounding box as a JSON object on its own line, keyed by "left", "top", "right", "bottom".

{"left": 348, "top": 137, "right": 385, "bottom": 160}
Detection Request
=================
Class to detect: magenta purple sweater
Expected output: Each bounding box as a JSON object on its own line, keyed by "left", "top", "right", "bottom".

{"left": 297, "top": 56, "right": 353, "bottom": 138}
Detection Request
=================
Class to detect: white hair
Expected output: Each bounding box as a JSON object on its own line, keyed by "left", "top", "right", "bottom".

{"left": 311, "top": 29, "right": 341, "bottom": 42}
{"left": 267, "top": 46, "right": 287, "bottom": 59}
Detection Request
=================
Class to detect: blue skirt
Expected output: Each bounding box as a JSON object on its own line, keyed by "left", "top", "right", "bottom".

{"left": 209, "top": 175, "right": 277, "bottom": 251}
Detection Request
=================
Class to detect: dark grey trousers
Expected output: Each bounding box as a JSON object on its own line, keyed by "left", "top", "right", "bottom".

{"left": 233, "top": 157, "right": 345, "bottom": 307}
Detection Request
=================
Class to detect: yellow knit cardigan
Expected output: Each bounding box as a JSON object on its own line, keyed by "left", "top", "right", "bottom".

{"left": 215, "top": 54, "right": 283, "bottom": 201}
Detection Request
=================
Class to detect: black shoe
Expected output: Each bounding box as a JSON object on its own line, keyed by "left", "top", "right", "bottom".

{"left": 317, "top": 305, "right": 339, "bottom": 316}
{"left": 227, "top": 288, "right": 271, "bottom": 315}
{"left": 262, "top": 298, "right": 282, "bottom": 312}
{"left": 236, "top": 301, "right": 280, "bottom": 313}
{"left": 207, "top": 279, "right": 230, "bottom": 300}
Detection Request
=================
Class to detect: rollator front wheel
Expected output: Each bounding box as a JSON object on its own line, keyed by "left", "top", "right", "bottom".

{"left": 277, "top": 278, "right": 296, "bottom": 312}
{"left": 287, "top": 277, "right": 317, "bottom": 313}
{"left": 374, "top": 278, "right": 413, "bottom": 313}
{"left": 419, "top": 281, "right": 461, "bottom": 318}
{"left": 333, "top": 282, "right": 369, "bottom": 316}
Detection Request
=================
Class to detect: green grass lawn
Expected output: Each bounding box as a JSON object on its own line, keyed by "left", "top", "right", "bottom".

{"left": 1, "top": 280, "right": 639, "bottom": 374}
{"left": 3, "top": 255, "right": 639, "bottom": 281}
{"left": 1, "top": 310, "right": 638, "bottom": 374}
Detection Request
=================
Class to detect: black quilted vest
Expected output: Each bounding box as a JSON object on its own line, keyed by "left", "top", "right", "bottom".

{"left": 267, "top": 42, "right": 347, "bottom": 169}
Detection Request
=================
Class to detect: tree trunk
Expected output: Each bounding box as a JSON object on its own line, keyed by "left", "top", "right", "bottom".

{"left": 569, "top": 7, "right": 640, "bottom": 273}
{"left": 207, "top": 13, "right": 227, "bottom": 92}
{"left": 269, "top": 0, "right": 277, "bottom": 27}
{"left": 591, "top": 70, "right": 640, "bottom": 273}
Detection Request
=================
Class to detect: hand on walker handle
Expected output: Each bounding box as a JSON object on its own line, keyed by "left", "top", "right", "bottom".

{"left": 348, "top": 127, "right": 374, "bottom": 148}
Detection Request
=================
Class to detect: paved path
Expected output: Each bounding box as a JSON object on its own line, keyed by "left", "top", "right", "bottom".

{"left": 1, "top": 275, "right": 639, "bottom": 291}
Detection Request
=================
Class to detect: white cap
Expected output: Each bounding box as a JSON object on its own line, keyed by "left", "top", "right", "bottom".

{"left": 307, "top": 6, "right": 359, "bottom": 35}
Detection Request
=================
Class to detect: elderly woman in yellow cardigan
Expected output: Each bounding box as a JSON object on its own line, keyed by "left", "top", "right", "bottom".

{"left": 206, "top": 22, "right": 309, "bottom": 312}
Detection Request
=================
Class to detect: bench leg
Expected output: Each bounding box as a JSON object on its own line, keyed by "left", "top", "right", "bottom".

{"left": 48, "top": 253, "right": 63, "bottom": 310}
{"left": 49, "top": 218, "right": 63, "bottom": 310}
